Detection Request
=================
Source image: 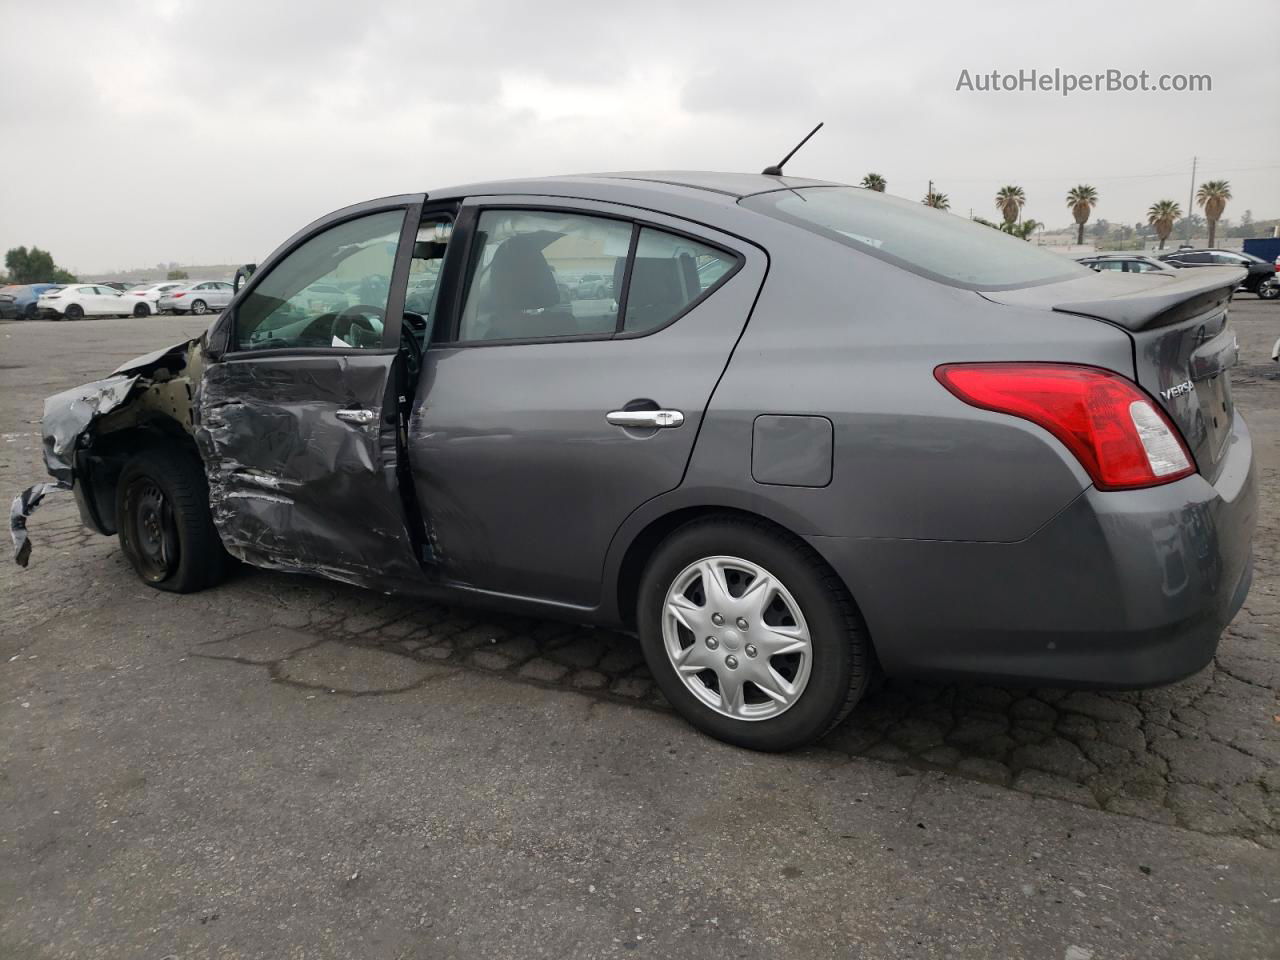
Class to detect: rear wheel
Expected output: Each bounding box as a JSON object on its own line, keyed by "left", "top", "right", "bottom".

{"left": 190, "top": 299, "right": 208, "bottom": 315}
{"left": 23, "top": 302, "right": 37, "bottom": 320}
{"left": 637, "top": 517, "right": 872, "bottom": 751}
{"left": 1258, "top": 278, "right": 1279, "bottom": 301}
{"left": 116, "top": 448, "right": 231, "bottom": 593}
{"left": 64, "top": 304, "right": 84, "bottom": 320}
{"left": 133, "top": 302, "right": 151, "bottom": 317}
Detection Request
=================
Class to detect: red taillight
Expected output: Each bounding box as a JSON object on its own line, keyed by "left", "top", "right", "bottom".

{"left": 172, "top": 292, "right": 186, "bottom": 298}
{"left": 935, "top": 363, "right": 1195, "bottom": 491}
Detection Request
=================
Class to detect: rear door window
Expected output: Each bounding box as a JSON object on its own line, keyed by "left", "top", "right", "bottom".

{"left": 623, "top": 228, "right": 736, "bottom": 334}
{"left": 458, "top": 210, "right": 631, "bottom": 341}
{"left": 455, "top": 211, "right": 740, "bottom": 343}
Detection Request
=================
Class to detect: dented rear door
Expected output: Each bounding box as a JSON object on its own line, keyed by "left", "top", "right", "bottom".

{"left": 195, "top": 198, "right": 427, "bottom": 588}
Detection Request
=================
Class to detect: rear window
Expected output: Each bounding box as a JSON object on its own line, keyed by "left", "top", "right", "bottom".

{"left": 741, "top": 186, "right": 1084, "bottom": 291}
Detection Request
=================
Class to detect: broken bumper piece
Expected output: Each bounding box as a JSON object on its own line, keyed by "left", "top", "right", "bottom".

{"left": 11, "top": 373, "right": 141, "bottom": 567}
{"left": 10, "top": 481, "right": 70, "bottom": 567}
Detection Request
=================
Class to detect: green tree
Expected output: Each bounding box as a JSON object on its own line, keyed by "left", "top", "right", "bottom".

{"left": 1147, "top": 200, "right": 1182, "bottom": 250}
{"left": 4, "top": 246, "right": 76, "bottom": 284}
{"left": 923, "top": 190, "right": 950, "bottom": 210}
{"left": 1005, "top": 218, "right": 1041, "bottom": 241}
{"left": 1195, "top": 179, "right": 1232, "bottom": 247}
{"left": 972, "top": 215, "right": 1040, "bottom": 241}
{"left": 1066, "top": 184, "right": 1098, "bottom": 245}
{"left": 167, "top": 269, "right": 189, "bottom": 281}
{"left": 994, "top": 185, "right": 1026, "bottom": 225}
{"left": 861, "top": 172, "right": 887, "bottom": 192}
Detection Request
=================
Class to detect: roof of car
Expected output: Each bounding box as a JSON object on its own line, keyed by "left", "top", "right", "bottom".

{"left": 429, "top": 170, "right": 840, "bottom": 203}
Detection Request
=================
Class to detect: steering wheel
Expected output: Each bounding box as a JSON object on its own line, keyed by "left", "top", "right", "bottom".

{"left": 332, "top": 304, "right": 385, "bottom": 346}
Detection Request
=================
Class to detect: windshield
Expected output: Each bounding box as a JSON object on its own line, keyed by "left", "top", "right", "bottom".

{"left": 741, "top": 186, "right": 1085, "bottom": 290}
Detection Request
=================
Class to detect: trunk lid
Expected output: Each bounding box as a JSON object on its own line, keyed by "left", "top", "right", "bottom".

{"left": 983, "top": 265, "right": 1247, "bottom": 484}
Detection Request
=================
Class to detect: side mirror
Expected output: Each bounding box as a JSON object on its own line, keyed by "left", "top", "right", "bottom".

{"left": 233, "top": 263, "right": 257, "bottom": 293}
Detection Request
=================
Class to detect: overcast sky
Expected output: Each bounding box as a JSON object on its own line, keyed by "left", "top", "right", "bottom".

{"left": 3, "top": 0, "right": 1277, "bottom": 273}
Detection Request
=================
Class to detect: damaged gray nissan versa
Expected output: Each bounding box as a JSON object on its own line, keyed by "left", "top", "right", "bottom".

{"left": 10, "top": 172, "right": 1257, "bottom": 751}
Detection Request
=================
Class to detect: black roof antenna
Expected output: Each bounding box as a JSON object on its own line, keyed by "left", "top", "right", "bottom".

{"left": 761, "top": 122, "right": 824, "bottom": 177}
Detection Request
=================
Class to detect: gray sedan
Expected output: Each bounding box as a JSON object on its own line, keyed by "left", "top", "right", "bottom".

{"left": 158, "top": 280, "right": 234, "bottom": 315}
{"left": 12, "top": 172, "right": 1256, "bottom": 751}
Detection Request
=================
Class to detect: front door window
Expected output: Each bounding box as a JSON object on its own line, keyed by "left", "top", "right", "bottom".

{"left": 233, "top": 210, "right": 406, "bottom": 351}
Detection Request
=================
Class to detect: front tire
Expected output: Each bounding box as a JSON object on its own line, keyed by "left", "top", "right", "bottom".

{"left": 637, "top": 517, "right": 872, "bottom": 751}
{"left": 190, "top": 299, "right": 208, "bottom": 315}
{"left": 133, "top": 302, "right": 151, "bottom": 317}
{"left": 116, "top": 448, "right": 231, "bottom": 593}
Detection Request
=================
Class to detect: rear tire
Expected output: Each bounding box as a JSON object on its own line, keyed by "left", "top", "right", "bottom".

{"left": 23, "top": 302, "right": 37, "bottom": 320}
{"left": 65, "top": 304, "right": 84, "bottom": 320}
{"left": 116, "top": 447, "right": 231, "bottom": 593}
{"left": 637, "top": 516, "right": 872, "bottom": 751}
{"left": 133, "top": 303, "right": 151, "bottom": 317}
{"left": 191, "top": 299, "right": 208, "bottom": 315}
{"left": 1258, "top": 278, "right": 1279, "bottom": 301}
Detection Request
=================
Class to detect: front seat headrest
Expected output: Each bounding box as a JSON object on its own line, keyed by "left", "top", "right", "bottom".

{"left": 489, "top": 235, "right": 560, "bottom": 312}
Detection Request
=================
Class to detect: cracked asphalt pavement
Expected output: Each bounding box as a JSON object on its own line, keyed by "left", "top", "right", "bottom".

{"left": 2, "top": 303, "right": 1278, "bottom": 958}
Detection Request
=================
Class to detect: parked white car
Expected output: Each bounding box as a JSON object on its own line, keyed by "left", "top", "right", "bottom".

{"left": 158, "top": 280, "right": 235, "bottom": 315}
{"left": 36, "top": 284, "right": 132, "bottom": 320}
{"left": 123, "top": 282, "right": 186, "bottom": 316}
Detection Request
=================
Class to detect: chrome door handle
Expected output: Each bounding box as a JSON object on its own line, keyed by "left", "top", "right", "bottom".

{"left": 336, "top": 408, "right": 377, "bottom": 425}
{"left": 606, "top": 409, "right": 685, "bottom": 429}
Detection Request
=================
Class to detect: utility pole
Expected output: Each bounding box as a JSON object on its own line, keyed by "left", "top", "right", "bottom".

{"left": 928, "top": 179, "right": 933, "bottom": 202}
{"left": 1186, "top": 156, "right": 1197, "bottom": 242}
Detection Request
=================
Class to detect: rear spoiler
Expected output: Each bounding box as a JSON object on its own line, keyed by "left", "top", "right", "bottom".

{"left": 1051, "top": 266, "right": 1247, "bottom": 332}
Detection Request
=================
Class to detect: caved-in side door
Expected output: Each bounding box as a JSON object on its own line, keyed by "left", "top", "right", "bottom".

{"left": 196, "top": 196, "right": 430, "bottom": 589}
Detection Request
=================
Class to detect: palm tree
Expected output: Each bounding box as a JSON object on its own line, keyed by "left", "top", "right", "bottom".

{"left": 861, "top": 173, "right": 887, "bottom": 192}
{"left": 1006, "top": 219, "right": 1042, "bottom": 241}
{"left": 995, "top": 185, "right": 1026, "bottom": 225}
{"left": 1147, "top": 200, "right": 1182, "bottom": 250}
{"left": 923, "top": 191, "right": 950, "bottom": 210}
{"left": 1066, "top": 185, "right": 1098, "bottom": 245}
{"left": 1196, "top": 179, "right": 1232, "bottom": 246}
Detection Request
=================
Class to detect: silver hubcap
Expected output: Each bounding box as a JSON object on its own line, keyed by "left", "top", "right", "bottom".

{"left": 662, "top": 555, "right": 812, "bottom": 721}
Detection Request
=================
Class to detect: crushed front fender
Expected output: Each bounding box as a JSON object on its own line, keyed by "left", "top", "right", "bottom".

{"left": 12, "top": 337, "right": 202, "bottom": 567}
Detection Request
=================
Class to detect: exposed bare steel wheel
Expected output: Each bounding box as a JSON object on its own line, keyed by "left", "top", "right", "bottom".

{"left": 116, "top": 448, "right": 231, "bottom": 593}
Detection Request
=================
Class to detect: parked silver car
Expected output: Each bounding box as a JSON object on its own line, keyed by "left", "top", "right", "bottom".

{"left": 12, "top": 172, "right": 1256, "bottom": 751}
{"left": 158, "top": 280, "right": 234, "bottom": 315}
{"left": 1075, "top": 253, "right": 1177, "bottom": 275}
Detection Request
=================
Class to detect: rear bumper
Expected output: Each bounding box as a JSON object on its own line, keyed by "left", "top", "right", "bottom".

{"left": 809, "top": 412, "right": 1256, "bottom": 688}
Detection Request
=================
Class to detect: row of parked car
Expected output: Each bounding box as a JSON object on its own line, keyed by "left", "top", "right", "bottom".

{"left": 1075, "top": 247, "right": 1280, "bottom": 299}
{"left": 0, "top": 279, "right": 236, "bottom": 320}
